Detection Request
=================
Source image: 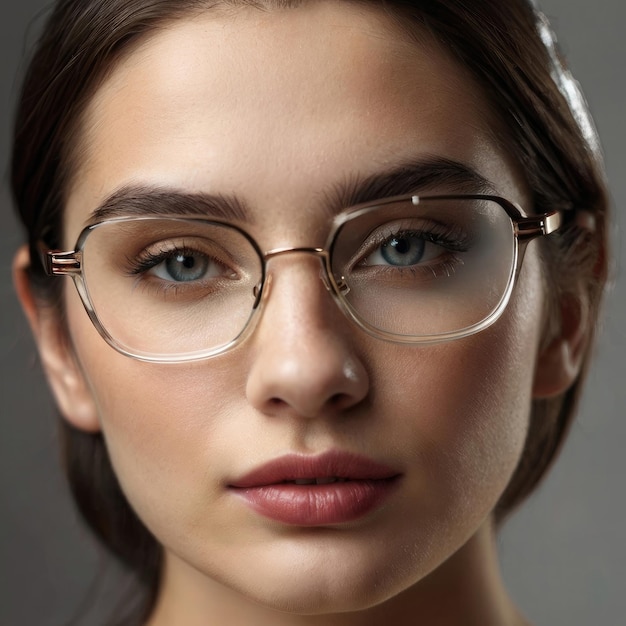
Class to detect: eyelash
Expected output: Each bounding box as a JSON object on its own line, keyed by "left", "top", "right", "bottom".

{"left": 122, "top": 241, "right": 237, "bottom": 296}
{"left": 337, "top": 223, "right": 471, "bottom": 290}
{"left": 356, "top": 221, "right": 471, "bottom": 261}
{"left": 125, "top": 244, "right": 203, "bottom": 276}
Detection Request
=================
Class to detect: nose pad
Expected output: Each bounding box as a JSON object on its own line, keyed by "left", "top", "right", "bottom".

{"left": 320, "top": 267, "right": 351, "bottom": 296}
{"left": 253, "top": 273, "right": 272, "bottom": 305}
{"left": 318, "top": 254, "right": 349, "bottom": 297}
{"left": 335, "top": 276, "right": 350, "bottom": 296}
{"left": 319, "top": 267, "right": 332, "bottom": 292}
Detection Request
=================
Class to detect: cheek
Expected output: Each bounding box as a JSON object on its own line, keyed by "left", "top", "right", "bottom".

{"left": 374, "top": 251, "right": 544, "bottom": 524}
{"left": 91, "top": 361, "right": 239, "bottom": 506}
{"left": 384, "top": 334, "right": 532, "bottom": 511}
{"left": 64, "top": 284, "right": 244, "bottom": 531}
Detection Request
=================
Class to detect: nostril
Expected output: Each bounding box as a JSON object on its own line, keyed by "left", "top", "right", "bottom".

{"left": 330, "top": 393, "right": 347, "bottom": 407}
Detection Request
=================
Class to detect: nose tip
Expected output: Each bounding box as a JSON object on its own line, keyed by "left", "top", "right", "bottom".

{"left": 248, "top": 343, "right": 370, "bottom": 418}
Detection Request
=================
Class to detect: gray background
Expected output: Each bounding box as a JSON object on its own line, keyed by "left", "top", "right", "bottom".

{"left": 1, "top": 1, "right": 624, "bottom": 625}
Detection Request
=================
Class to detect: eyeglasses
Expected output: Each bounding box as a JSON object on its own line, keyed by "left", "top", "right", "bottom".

{"left": 42, "top": 194, "right": 563, "bottom": 363}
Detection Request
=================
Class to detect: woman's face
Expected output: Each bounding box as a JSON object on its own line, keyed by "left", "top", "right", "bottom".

{"left": 56, "top": 0, "right": 546, "bottom": 615}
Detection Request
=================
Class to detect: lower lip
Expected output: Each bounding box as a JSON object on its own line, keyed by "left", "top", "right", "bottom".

{"left": 231, "top": 478, "right": 400, "bottom": 526}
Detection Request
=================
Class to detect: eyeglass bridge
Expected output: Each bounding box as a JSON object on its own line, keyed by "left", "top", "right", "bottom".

{"left": 262, "top": 246, "right": 350, "bottom": 295}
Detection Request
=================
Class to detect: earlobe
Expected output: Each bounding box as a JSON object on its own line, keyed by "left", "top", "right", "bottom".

{"left": 13, "top": 245, "right": 101, "bottom": 432}
{"left": 532, "top": 291, "right": 589, "bottom": 399}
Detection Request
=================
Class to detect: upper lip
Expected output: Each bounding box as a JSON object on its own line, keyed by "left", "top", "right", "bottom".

{"left": 228, "top": 450, "right": 401, "bottom": 488}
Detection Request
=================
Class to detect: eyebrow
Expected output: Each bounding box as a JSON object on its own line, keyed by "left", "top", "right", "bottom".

{"left": 86, "top": 157, "right": 495, "bottom": 225}
{"left": 321, "top": 156, "right": 495, "bottom": 216}
{"left": 88, "top": 188, "right": 249, "bottom": 224}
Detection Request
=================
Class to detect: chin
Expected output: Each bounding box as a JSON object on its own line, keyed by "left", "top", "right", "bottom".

{"left": 219, "top": 549, "right": 417, "bottom": 616}
{"left": 245, "top": 580, "right": 398, "bottom": 616}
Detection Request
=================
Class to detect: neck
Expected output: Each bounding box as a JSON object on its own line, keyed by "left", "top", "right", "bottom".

{"left": 146, "top": 519, "right": 528, "bottom": 626}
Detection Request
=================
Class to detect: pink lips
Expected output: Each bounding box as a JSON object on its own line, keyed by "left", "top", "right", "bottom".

{"left": 228, "top": 450, "right": 401, "bottom": 526}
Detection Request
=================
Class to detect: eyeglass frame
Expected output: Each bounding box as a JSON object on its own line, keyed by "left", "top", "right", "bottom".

{"left": 40, "top": 193, "right": 565, "bottom": 363}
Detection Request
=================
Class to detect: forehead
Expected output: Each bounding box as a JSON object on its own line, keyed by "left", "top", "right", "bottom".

{"left": 67, "top": 0, "right": 523, "bottom": 239}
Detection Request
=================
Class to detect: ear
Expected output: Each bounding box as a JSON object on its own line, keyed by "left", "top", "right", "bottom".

{"left": 13, "top": 245, "right": 100, "bottom": 432}
{"left": 533, "top": 289, "right": 589, "bottom": 399}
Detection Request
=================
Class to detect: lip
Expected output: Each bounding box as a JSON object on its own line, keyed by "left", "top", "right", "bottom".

{"left": 228, "top": 450, "right": 402, "bottom": 526}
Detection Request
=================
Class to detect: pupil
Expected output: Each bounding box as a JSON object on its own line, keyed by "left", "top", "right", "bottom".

{"left": 179, "top": 254, "right": 195, "bottom": 269}
{"left": 390, "top": 238, "right": 409, "bottom": 254}
{"left": 381, "top": 235, "right": 424, "bottom": 266}
{"left": 165, "top": 253, "right": 208, "bottom": 281}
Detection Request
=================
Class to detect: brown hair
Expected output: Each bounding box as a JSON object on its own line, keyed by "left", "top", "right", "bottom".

{"left": 11, "top": 0, "right": 609, "bottom": 623}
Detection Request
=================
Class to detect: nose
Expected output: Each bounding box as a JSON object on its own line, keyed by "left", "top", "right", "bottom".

{"left": 245, "top": 252, "right": 369, "bottom": 419}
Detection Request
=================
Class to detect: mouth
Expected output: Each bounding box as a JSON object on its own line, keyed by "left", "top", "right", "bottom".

{"left": 282, "top": 477, "right": 351, "bottom": 485}
{"left": 228, "top": 450, "right": 402, "bottom": 526}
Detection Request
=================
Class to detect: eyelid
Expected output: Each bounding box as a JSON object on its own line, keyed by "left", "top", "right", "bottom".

{"left": 144, "top": 231, "right": 243, "bottom": 261}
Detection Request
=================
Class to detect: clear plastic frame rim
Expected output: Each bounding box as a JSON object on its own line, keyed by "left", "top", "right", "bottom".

{"left": 40, "top": 193, "right": 568, "bottom": 363}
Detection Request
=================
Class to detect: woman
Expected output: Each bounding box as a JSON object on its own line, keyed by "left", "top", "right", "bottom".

{"left": 11, "top": 0, "right": 609, "bottom": 624}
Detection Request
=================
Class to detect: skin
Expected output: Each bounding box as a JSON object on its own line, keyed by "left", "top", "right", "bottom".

{"left": 14, "top": 2, "right": 584, "bottom": 625}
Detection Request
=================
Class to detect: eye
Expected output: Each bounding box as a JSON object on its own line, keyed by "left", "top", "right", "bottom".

{"left": 362, "top": 232, "right": 440, "bottom": 267}
{"left": 151, "top": 250, "right": 213, "bottom": 282}
{"left": 130, "top": 243, "right": 236, "bottom": 285}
